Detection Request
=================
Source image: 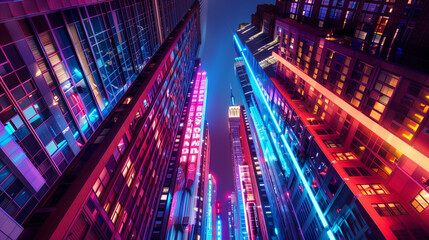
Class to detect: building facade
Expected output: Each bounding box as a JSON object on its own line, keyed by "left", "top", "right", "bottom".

{"left": 228, "top": 104, "right": 279, "bottom": 240}
{"left": 0, "top": 0, "right": 200, "bottom": 239}
{"left": 205, "top": 173, "right": 217, "bottom": 240}
{"left": 269, "top": 0, "right": 429, "bottom": 72}
{"left": 227, "top": 193, "right": 237, "bottom": 240}
{"left": 215, "top": 200, "right": 222, "bottom": 240}
{"left": 228, "top": 106, "right": 250, "bottom": 240}
{"left": 193, "top": 122, "right": 211, "bottom": 240}
{"left": 165, "top": 66, "right": 208, "bottom": 240}
{"left": 234, "top": 0, "right": 429, "bottom": 239}
{"left": 16, "top": 2, "right": 201, "bottom": 239}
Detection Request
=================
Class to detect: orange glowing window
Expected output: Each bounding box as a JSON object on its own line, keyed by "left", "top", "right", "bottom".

{"left": 332, "top": 152, "right": 357, "bottom": 161}
{"left": 122, "top": 158, "right": 131, "bottom": 177}
{"left": 411, "top": 190, "right": 429, "bottom": 213}
{"left": 369, "top": 110, "right": 381, "bottom": 121}
{"left": 111, "top": 203, "right": 122, "bottom": 223}
{"left": 357, "top": 184, "right": 389, "bottom": 195}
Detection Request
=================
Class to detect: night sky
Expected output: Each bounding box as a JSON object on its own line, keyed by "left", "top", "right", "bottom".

{"left": 198, "top": 0, "right": 274, "bottom": 237}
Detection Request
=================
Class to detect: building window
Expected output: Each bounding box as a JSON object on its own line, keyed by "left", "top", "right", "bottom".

{"left": 323, "top": 139, "right": 344, "bottom": 148}
{"left": 372, "top": 202, "right": 407, "bottom": 216}
{"left": 344, "top": 167, "right": 371, "bottom": 177}
{"left": 410, "top": 190, "right": 429, "bottom": 213}
{"left": 357, "top": 184, "right": 389, "bottom": 195}
{"left": 332, "top": 152, "right": 357, "bottom": 161}
{"left": 111, "top": 202, "right": 121, "bottom": 223}
{"left": 364, "top": 71, "right": 399, "bottom": 121}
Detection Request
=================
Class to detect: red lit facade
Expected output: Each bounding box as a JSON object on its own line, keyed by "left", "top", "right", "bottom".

{"left": 244, "top": 0, "right": 429, "bottom": 238}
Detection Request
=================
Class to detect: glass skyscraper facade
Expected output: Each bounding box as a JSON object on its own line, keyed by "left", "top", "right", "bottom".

{"left": 0, "top": 0, "right": 204, "bottom": 239}
{"left": 233, "top": 1, "right": 429, "bottom": 239}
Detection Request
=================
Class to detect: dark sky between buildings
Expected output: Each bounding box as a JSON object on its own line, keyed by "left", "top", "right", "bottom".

{"left": 198, "top": 0, "right": 274, "bottom": 237}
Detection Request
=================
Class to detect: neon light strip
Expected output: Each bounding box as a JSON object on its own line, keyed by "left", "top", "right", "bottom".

{"left": 273, "top": 51, "right": 429, "bottom": 173}
{"left": 207, "top": 175, "right": 213, "bottom": 240}
{"left": 234, "top": 34, "right": 334, "bottom": 239}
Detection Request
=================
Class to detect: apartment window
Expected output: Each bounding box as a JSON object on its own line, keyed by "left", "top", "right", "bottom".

{"left": 92, "top": 167, "right": 110, "bottom": 198}
{"left": 332, "top": 152, "right": 357, "bottom": 160}
{"left": 290, "top": 3, "right": 298, "bottom": 19}
{"left": 122, "top": 158, "right": 131, "bottom": 177}
{"left": 391, "top": 83, "right": 428, "bottom": 141}
{"left": 344, "top": 167, "right": 371, "bottom": 177}
{"left": 323, "top": 139, "right": 344, "bottom": 148}
{"left": 111, "top": 202, "right": 121, "bottom": 223}
{"left": 365, "top": 71, "right": 399, "bottom": 121}
{"left": 347, "top": 61, "right": 373, "bottom": 108}
{"left": 410, "top": 190, "right": 429, "bottom": 213}
{"left": 315, "top": 128, "right": 334, "bottom": 135}
{"left": 323, "top": 50, "right": 350, "bottom": 94}
{"left": 357, "top": 184, "right": 389, "bottom": 195}
{"left": 372, "top": 202, "right": 407, "bottom": 216}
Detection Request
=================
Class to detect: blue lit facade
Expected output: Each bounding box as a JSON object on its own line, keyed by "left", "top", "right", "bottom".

{"left": 233, "top": 24, "right": 383, "bottom": 240}
{"left": 234, "top": 27, "right": 302, "bottom": 240}
{"left": 216, "top": 215, "right": 222, "bottom": 240}
{"left": 233, "top": 60, "right": 280, "bottom": 240}
{"left": 227, "top": 194, "right": 236, "bottom": 240}
{"left": 205, "top": 173, "right": 217, "bottom": 240}
{"left": 216, "top": 200, "right": 222, "bottom": 240}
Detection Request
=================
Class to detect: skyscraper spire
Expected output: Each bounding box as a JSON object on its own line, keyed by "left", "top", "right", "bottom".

{"left": 230, "top": 83, "right": 236, "bottom": 106}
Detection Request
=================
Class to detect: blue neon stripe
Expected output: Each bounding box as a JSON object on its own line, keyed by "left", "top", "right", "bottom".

{"left": 234, "top": 34, "right": 335, "bottom": 239}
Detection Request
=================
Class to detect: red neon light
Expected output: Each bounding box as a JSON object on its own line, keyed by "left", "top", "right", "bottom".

{"left": 71, "top": 94, "right": 84, "bottom": 112}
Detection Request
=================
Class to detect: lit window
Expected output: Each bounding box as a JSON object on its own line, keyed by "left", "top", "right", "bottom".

{"left": 111, "top": 203, "right": 121, "bottom": 223}
{"left": 372, "top": 202, "right": 407, "bottom": 216}
{"left": 126, "top": 169, "right": 135, "bottom": 187}
{"left": 410, "top": 190, "right": 429, "bottom": 213}
{"left": 122, "top": 158, "right": 131, "bottom": 177}
{"left": 357, "top": 184, "right": 389, "bottom": 195}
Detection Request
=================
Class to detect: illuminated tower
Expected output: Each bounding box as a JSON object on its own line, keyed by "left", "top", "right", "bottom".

{"left": 150, "top": 63, "right": 208, "bottom": 240}
{"left": 11, "top": 2, "right": 201, "bottom": 239}
{"left": 165, "top": 66, "right": 208, "bottom": 240}
{"left": 228, "top": 106, "right": 249, "bottom": 240}
{"left": 205, "top": 173, "right": 217, "bottom": 240}
{"left": 228, "top": 105, "right": 277, "bottom": 240}
{"left": 227, "top": 194, "right": 237, "bottom": 240}
{"left": 216, "top": 200, "right": 222, "bottom": 240}
{"left": 234, "top": 1, "right": 429, "bottom": 239}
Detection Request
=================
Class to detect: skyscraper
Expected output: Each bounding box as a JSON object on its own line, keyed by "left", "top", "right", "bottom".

{"left": 228, "top": 105, "right": 280, "bottom": 240}
{"left": 227, "top": 194, "right": 237, "bottom": 240}
{"left": 149, "top": 62, "right": 209, "bottom": 240}
{"left": 215, "top": 200, "right": 222, "bottom": 240}
{"left": 206, "top": 173, "right": 217, "bottom": 240}
{"left": 228, "top": 106, "right": 250, "bottom": 240}
{"left": 193, "top": 122, "right": 211, "bottom": 240}
{"left": 0, "top": 0, "right": 203, "bottom": 239}
{"left": 165, "top": 66, "right": 208, "bottom": 240}
{"left": 234, "top": 1, "right": 429, "bottom": 239}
